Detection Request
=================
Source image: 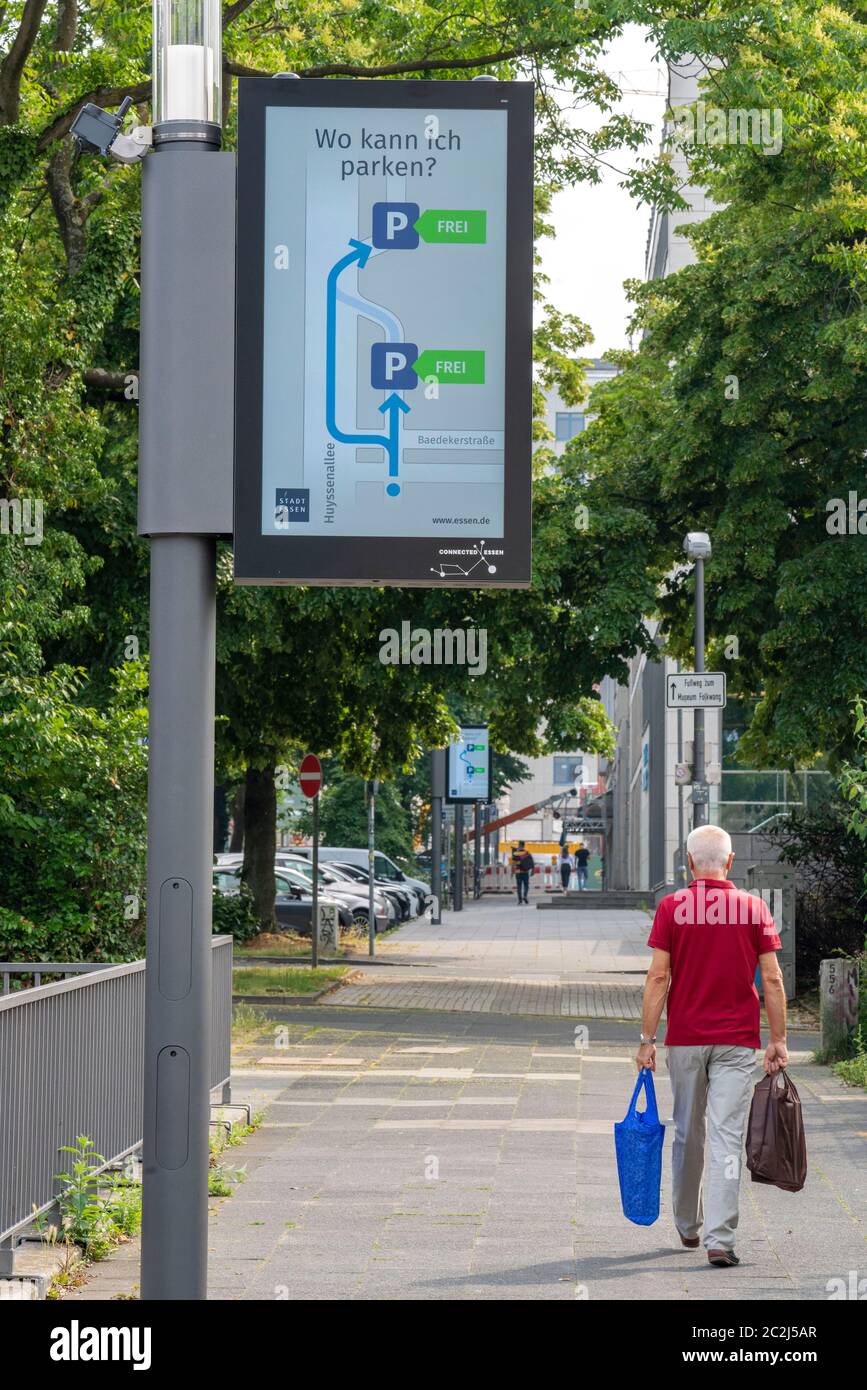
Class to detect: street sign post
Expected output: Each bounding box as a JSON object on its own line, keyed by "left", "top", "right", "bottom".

{"left": 666, "top": 672, "right": 727, "bottom": 709}
{"left": 299, "top": 755, "right": 322, "bottom": 796}
{"left": 233, "top": 78, "right": 534, "bottom": 586}
{"left": 299, "top": 755, "right": 322, "bottom": 966}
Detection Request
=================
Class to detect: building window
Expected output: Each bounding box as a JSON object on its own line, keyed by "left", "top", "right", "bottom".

{"left": 555, "top": 412, "right": 586, "bottom": 442}
{"left": 553, "top": 755, "right": 582, "bottom": 785}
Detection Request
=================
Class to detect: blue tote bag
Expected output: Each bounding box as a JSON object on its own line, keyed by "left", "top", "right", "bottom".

{"left": 614, "top": 1068, "right": 665, "bottom": 1226}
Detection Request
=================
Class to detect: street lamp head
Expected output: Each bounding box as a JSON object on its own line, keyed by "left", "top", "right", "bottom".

{"left": 683, "top": 531, "right": 712, "bottom": 560}
{"left": 153, "top": 0, "right": 222, "bottom": 135}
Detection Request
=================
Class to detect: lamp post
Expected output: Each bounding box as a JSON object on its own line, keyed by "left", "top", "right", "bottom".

{"left": 683, "top": 531, "right": 712, "bottom": 830}
{"left": 430, "top": 749, "right": 446, "bottom": 924}
{"left": 140, "top": 0, "right": 223, "bottom": 1301}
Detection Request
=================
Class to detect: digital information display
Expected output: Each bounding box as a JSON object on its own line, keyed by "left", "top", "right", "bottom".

{"left": 447, "top": 725, "right": 492, "bottom": 803}
{"left": 233, "top": 78, "right": 533, "bottom": 587}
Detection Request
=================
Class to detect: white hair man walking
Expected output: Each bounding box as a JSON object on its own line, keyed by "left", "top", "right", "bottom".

{"left": 635, "top": 824, "right": 787, "bottom": 1268}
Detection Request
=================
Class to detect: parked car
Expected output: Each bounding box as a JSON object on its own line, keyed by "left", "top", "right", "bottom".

{"left": 294, "top": 846, "right": 431, "bottom": 913}
{"left": 328, "top": 861, "right": 416, "bottom": 920}
{"left": 272, "top": 857, "right": 390, "bottom": 930}
{"left": 212, "top": 866, "right": 354, "bottom": 937}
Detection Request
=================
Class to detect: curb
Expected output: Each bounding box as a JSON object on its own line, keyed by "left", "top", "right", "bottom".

{"left": 233, "top": 971, "right": 361, "bottom": 1008}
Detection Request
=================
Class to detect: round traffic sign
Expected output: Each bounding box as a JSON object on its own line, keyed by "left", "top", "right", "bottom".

{"left": 299, "top": 754, "right": 322, "bottom": 798}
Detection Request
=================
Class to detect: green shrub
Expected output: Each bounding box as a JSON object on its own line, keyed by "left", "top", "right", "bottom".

{"left": 0, "top": 904, "right": 141, "bottom": 963}
{"left": 768, "top": 804, "right": 867, "bottom": 984}
{"left": 212, "top": 887, "right": 260, "bottom": 944}
{"left": 0, "top": 664, "right": 148, "bottom": 959}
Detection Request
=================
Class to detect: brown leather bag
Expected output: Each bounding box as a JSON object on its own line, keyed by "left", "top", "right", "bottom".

{"left": 746, "top": 1069, "right": 807, "bottom": 1193}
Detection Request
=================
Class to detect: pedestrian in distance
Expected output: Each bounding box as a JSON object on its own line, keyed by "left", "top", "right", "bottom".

{"left": 574, "top": 842, "right": 590, "bottom": 891}
{"left": 513, "top": 841, "right": 534, "bottom": 904}
{"left": 635, "top": 824, "right": 787, "bottom": 1269}
{"left": 559, "top": 843, "right": 573, "bottom": 891}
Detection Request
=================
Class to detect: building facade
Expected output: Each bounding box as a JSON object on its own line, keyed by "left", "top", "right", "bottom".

{"left": 539, "top": 358, "right": 619, "bottom": 459}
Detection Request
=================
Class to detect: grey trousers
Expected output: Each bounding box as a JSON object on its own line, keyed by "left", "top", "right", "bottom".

{"left": 666, "top": 1045, "right": 756, "bottom": 1250}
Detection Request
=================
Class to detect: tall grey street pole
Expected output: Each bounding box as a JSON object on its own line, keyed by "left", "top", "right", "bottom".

{"left": 454, "top": 803, "right": 464, "bottom": 911}
{"left": 139, "top": 0, "right": 230, "bottom": 1301}
{"left": 684, "top": 532, "right": 712, "bottom": 832}
{"left": 430, "top": 749, "right": 446, "bottom": 924}
{"left": 367, "top": 780, "right": 377, "bottom": 955}
{"left": 693, "top": 554, "right": 706, "bottom": 828}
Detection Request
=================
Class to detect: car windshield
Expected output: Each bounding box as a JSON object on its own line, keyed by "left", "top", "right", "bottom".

{"left": 322, "top": 864, "right": 355, "bottom": 882}
{"left": 335, "top": 863, "right": 367, "bottom": 881}
{"left": 374, "top": 854, "right": 403, "bottom": 881}
{"left": 280, "top": 859, "right": 314, "bottom": 882}
{"left": 276, "top": 866, "right": 312, "bottom": 890}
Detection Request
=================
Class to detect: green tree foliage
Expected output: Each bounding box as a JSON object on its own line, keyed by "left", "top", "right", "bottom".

{"left": 0, "top": 661, "right": 147, "bottom": 957}
{"left": 572, "top": 0, "right": 867, "bottom": 768}
{"left": 296, "top": 771, "right": 414, "bottom": 865}
{"left": 0, "top": 0, "right": 690, "bottom": 943}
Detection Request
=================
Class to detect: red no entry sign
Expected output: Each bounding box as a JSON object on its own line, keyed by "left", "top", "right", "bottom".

{"left": 299, "top": 754, "right": 322, "bottom": 798}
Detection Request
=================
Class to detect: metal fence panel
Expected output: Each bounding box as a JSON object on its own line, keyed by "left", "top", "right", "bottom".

{"left": 0, "top": 936, "right": 232, "bottom": 1255}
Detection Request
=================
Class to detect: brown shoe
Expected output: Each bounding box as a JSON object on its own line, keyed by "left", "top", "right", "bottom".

{"left": 680, "top": 1235, "right": 700, "bottom": 1249}
{"left": 708, "top": 1248, "right": 740, "bottom": 1267}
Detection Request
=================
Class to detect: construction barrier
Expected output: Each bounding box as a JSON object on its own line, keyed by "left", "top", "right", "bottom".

{"left": 483, "top": 862, "right": 512, "bottom": 893}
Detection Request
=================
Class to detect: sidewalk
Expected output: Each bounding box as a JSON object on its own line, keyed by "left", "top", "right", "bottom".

{"left": 65, "top": 898, "right": 863, "bottom": 1302}
{"left": 333, "top": 896, "right": 651, "bottom": 1019}
{"left": 360, "top": 896, "right": 653, "bottom": 976}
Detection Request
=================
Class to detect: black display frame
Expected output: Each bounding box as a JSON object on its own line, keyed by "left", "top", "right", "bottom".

{"left": 233, "top": 77, "right": 534, "bottom": 587}
{"left": 446, "top": 724, "right": 492, "bottom": 804}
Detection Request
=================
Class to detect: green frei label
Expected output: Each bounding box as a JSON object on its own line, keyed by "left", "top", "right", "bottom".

{"left": 412, "top": 350, "right": 485, "bottom": 384}
{"left": 414, "top": 209, "right": 487, "bottom": 244}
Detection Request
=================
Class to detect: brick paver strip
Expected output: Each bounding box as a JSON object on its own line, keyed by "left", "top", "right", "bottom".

{"left": 331, "top": 976, "right": 643, "bottom": 1019}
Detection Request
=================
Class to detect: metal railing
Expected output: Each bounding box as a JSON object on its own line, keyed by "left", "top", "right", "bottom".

{"left": 1, "top": 962, "right": 116, "bottom": 996}
{"left": 0, "top": 935, "right": 232, "bottom": 1274}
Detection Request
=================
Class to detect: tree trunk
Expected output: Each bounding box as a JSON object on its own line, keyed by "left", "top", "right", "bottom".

{"left": 229, "top": 783, "right": 245, "bottom": 852}
{"left": 213, "top": 784, "right": 229, "bottom": 853}
{"left": 242, "top": 765, "right": 276, "bottom": 930}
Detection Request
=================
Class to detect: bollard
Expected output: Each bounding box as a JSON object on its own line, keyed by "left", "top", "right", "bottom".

{"left": 819, "top": 958, "right": 860, "bottom": 1056}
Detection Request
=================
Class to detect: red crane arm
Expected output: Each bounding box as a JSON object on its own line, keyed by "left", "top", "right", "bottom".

{"left": 466, "top": 789, "right": 577, "bottom": 842}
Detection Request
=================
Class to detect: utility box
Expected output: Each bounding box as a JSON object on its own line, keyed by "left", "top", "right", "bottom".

{"left": 746, "top": 863, "right": 796, "bottom": 1001}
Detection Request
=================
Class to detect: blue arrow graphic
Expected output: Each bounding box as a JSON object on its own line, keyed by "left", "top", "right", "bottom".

{"left": 378, "top": 393, "right": 410, "bottom": 496}
{"left": 326, "top": 238, "right": 408, "bottom": 496}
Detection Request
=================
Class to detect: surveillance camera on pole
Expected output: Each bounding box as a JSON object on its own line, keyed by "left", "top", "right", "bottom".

{"left": 71, "top": 95, "right": 152, "bottom": 163}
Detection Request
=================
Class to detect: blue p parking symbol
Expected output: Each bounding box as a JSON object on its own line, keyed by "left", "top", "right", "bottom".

{"left": 372, "top": 202, "right": 420, "bottom": 249}
{"left": 371, "top": 342, "right": 418, "bottom": 391}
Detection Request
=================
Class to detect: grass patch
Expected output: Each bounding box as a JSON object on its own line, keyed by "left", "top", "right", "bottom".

{"left": 236, "top": 927, "right": 372, "bottom": 959}
{"left": 233, "top": 965, "right": 348, "bottom": 997}
{"left": 834, "top": 1035, "right": 867, "bottom": 1090}
{"left": 236, "top": 931, "right": 310, "bottom": 959}
{"left": 208, "top": 1111, "right": 264, "bottom": 1198}
{"left": 835, "top": 1055, "right": 867, "bottom": 1088}
{"left": 231, "top": 1001, "right": 273, "bottom": 1044}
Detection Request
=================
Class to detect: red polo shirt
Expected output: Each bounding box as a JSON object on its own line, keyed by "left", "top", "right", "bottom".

{"left": 647, "top": 878, "right": 782, "bottom": 1047}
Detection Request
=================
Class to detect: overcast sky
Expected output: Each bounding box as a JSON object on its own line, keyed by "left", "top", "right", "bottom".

{"left": 538, "top": 26, "right": 667, "bottom": 359}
